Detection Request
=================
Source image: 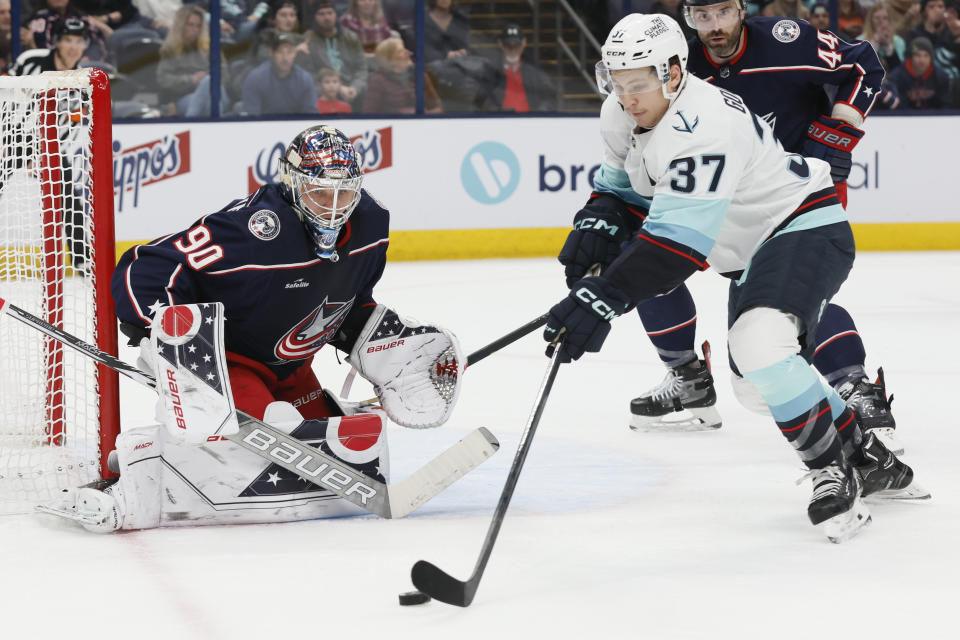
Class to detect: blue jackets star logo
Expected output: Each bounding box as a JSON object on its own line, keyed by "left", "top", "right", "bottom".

{"left": 274, "top": 297, "right": 354, "bottom": 361}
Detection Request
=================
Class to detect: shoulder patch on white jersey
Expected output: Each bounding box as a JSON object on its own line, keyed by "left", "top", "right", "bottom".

{"left": 772, "top": 20, "right": 800, "bottom": 43}
{"left": 248, "top": 209, "right": 281, "bottom": 241}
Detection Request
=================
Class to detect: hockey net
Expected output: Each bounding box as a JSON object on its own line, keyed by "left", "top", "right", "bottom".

{"left": 0, "top": 69, "right": 119, "bottom": 514}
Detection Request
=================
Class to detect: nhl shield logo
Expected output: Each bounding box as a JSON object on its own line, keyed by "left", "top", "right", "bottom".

{"left": 772, "top": 19, "right": 800, "bottom": 43}
{"left": 248, "top": 209, "right": 281, "bottom": 241}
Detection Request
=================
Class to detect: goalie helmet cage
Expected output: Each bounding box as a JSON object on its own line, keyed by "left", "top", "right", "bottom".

{"left": 0, "top": 69, "right": 119, "bottom": 514}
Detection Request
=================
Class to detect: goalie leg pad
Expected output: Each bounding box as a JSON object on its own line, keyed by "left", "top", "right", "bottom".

{"left": 49, "top": 403, "right": 391, "bottom": 530}
{"left": 349, "top": 305, "right": 465, "bottom": 428}
{"left": 148, "top": 303, "right": 239, "bottom": 443}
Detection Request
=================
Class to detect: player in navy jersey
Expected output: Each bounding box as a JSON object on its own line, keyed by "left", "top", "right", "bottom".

{"left": 40, "top": 125, "right": 467, "bottom": 532}
{"left": 112, "top": 125, "right": 395, "bottom": 421}
{"left": 562, "top": 0, "right": 900, "bottom": 454}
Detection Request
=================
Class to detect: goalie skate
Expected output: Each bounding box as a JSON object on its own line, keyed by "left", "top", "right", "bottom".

{"left": 35, "top": 479, "right": 123, "bottom": 533}
{"left": 629, "top": 343, "right": 721, "bottom": 432}
{"left": 802, "top": 462, "right": 871, "bottom": 544}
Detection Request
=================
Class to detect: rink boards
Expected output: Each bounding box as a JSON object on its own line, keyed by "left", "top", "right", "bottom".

{"left": 107, "top": 115, "right": 960, "bottom": 260}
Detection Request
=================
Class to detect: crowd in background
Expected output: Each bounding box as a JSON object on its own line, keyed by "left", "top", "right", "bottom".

{"left": 0, "top": 0, "right": 956, "bottom": 117}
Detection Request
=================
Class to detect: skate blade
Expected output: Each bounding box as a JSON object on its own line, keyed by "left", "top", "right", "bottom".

{"left": 866, "top": 427, "right": 904, "bottom": 456}
{"left": 629, "top": 406, "right": 722, "bottom": 433}
{"left": 820, "top": 498, "right": 872, "bottom": 544}
{"left": 867, "top": 482, "right": 931, "bottom": 502}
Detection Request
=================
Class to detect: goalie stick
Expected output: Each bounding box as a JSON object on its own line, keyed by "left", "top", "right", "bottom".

{"left": 0, "top": 297, "right": 499, "bottom": 519}
{"left": 410, "top": 342, "right": 564, "bottom": 606}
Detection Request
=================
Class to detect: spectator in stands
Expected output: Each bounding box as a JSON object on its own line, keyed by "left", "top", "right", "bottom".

{"left": 157, "top": 4, "right": 230, "bottom": 116}
{"left": 907, "top": 0, "right": 949, "bottom": 41}
{"left": 486, "top": 24, "right": 556, "bottom": 113}
{"left": 809, "top": 3, "right": 831, "bottom": 30}
{"left": 363, "top": 36, "right": 441, "bottom": 113}
{"left": 250, "top": 1, "right": 305, "bottom": 62}
{"left": 22, "top": 0, "right": 109, "bottom": 61}
{"left": 297, "top": 1, "right": 367, "bottom": 104}
{"left": 424, "top": 0, "right": 469, "bottom": 63}
{"left": 0, "top": 1, "right": 10, "bottom": 39}
{"left": 10, "top": 15, "right": 87, "bottom": 74}
{"left": 339, "top": 0, "right": 392, "bottom": 54}
{"left": 910, "top": 0, "right": 960, "bottom": 80}
{"left": 837, "top": 0, "right": 867, "bottom": 39}
{"left": 861, "top": 4, "right": 907, "bottom": 69}
{"left": 887, "top": 36, "right": 951, "bottom": 106}
{"left": 242, "top": 30, "right": 316, "bottom": 114}
{"left": 884, "top": 0, "right": 923, "bottom": 38}
{"left": 315, "top": 66, "right": 351, "bottom": 112}
{"left": 762, "top": 0, "right": 810, "bottom": 21}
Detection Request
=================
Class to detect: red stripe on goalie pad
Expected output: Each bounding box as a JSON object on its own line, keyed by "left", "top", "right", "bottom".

{"left": 338, "top": 414, "right": 383, "bottom": 452}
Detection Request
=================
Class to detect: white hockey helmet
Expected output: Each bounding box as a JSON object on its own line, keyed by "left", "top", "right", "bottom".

{"left": 595, "top": 13, "right": 689, "bottom": 101}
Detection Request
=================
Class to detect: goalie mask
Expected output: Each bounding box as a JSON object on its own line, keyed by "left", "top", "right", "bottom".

{"left": 279, "top": 125, "right": 363, "bottom": 262}
{"left": 595, "top": 13, "right": 689, "bottom": 101}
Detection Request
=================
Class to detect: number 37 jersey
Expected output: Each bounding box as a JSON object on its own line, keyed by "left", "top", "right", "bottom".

{"left": 618, "top": 77, "right": 843, "bottom": 276}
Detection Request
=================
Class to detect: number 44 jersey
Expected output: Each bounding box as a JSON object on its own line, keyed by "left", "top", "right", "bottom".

{"left": 605, "top": 77, "right": 843, "bottom": 278}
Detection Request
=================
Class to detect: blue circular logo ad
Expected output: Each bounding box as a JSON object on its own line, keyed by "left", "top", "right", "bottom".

{"left": 460, "top": 142, "right": 520, "bottom": 204}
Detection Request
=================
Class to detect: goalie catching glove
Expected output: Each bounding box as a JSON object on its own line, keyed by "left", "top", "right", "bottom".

{"left": 349, "top": 305, "right": 465, "bottom": 428}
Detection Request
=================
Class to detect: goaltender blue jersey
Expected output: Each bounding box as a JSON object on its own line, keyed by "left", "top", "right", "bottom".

{"left": 112, "top": 184, "right": 389, "bottom": 381}
{"left": 687, "top": 17, "right": 884, "bottom": 152}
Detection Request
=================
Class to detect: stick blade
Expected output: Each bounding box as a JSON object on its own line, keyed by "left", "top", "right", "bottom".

{"left": 411, "top": 560, "right": 477, "bottom": 607}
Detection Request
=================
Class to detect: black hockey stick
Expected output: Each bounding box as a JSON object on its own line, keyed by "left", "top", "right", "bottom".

{"left": 410, "top": 341, "right": 564, "bottom": 606}
{"left": 0, "top": 297, "right": 499, "bottom": 519}
{"left": 465, "top": 313, "right": 547, "bottom": 367}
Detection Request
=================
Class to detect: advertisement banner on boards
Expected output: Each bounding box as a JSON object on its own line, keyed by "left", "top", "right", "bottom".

{"left": 111, "top": 115, "right": 954, "bottom": 242}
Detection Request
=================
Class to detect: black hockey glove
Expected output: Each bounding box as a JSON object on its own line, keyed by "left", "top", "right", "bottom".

{"left": 543, "top": 277, "right": 632, "bottom": 363}
{"left": 558, "top": 199, "right": 631, "bottom": 288}
{"left": 803, "top": 115, "right": 864, "bottom": 183}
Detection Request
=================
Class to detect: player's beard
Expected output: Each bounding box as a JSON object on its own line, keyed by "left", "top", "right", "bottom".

{"left": 703, "top": 25, "right": 743, "bottom": 61}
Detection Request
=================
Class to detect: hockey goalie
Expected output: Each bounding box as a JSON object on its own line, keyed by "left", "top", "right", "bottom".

{"left": 39, "top": 126, "right": 469, "bottom": 532}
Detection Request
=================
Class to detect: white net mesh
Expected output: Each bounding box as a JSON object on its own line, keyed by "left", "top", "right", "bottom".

{"left": 0, "top": 71, "right": 108, "bottom": 514}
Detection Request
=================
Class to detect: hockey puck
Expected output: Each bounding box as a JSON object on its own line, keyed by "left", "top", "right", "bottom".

{"left": 398, "top": 590, "right": 431, "bottom": 606}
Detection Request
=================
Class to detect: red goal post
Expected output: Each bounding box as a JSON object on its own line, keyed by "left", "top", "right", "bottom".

{"left": 0, "top": 68, "right": 119, "bottom": 514}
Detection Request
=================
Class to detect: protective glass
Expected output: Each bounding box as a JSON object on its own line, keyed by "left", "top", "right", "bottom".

{"left": 595, "top": 61, "right": 664, "bottom": 96}
{"left": 683, "top": 3, "right": 742, "bottom": 31}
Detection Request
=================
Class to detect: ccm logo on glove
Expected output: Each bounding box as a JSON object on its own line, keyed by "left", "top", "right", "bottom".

{"left": 366, "top": 339, "right": 404, "bottom": 353}
{"left": 573, "top": 216, "right": 621, "bottom": 236}
{"left": 575, "top": 286, "right": 620, "bottom": 320}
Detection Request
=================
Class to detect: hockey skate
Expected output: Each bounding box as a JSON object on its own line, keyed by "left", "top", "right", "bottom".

{"left": 839, "top": 367, "right": 903, "bottom": 455}
{"left": 856, "top": 431, "right": 930, "bottom": 501}
{"left": 35, "top": 478, "right": 124, "bottom": 533}
{"left": 802, "top": 462, "right": 871, "bottom": 544}
{"left": 629, "top": 342, "right": 721, "bottom": 431}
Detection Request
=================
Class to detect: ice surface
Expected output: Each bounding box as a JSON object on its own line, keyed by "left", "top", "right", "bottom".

{"left": 2, "top": 253, "right": 957, "bottom": 639}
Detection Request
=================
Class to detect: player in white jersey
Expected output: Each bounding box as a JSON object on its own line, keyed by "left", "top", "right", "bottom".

{"left": 542, "top": 13, "right": 927, "bottom": 542}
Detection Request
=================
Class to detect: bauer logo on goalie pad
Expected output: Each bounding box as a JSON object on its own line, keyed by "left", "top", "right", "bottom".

{"left": 240, "top": 428, "right": 378, "bottom": 503}
{"left": 240, "top": 415, "right": 384, "bottom": 497}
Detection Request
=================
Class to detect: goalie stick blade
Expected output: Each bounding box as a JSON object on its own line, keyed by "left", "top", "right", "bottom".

{"left": 411, "top": 560, "right": 476, "bottom": 607}
{"left": 388, "top": 427, "right": 499, "bottom": 518}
